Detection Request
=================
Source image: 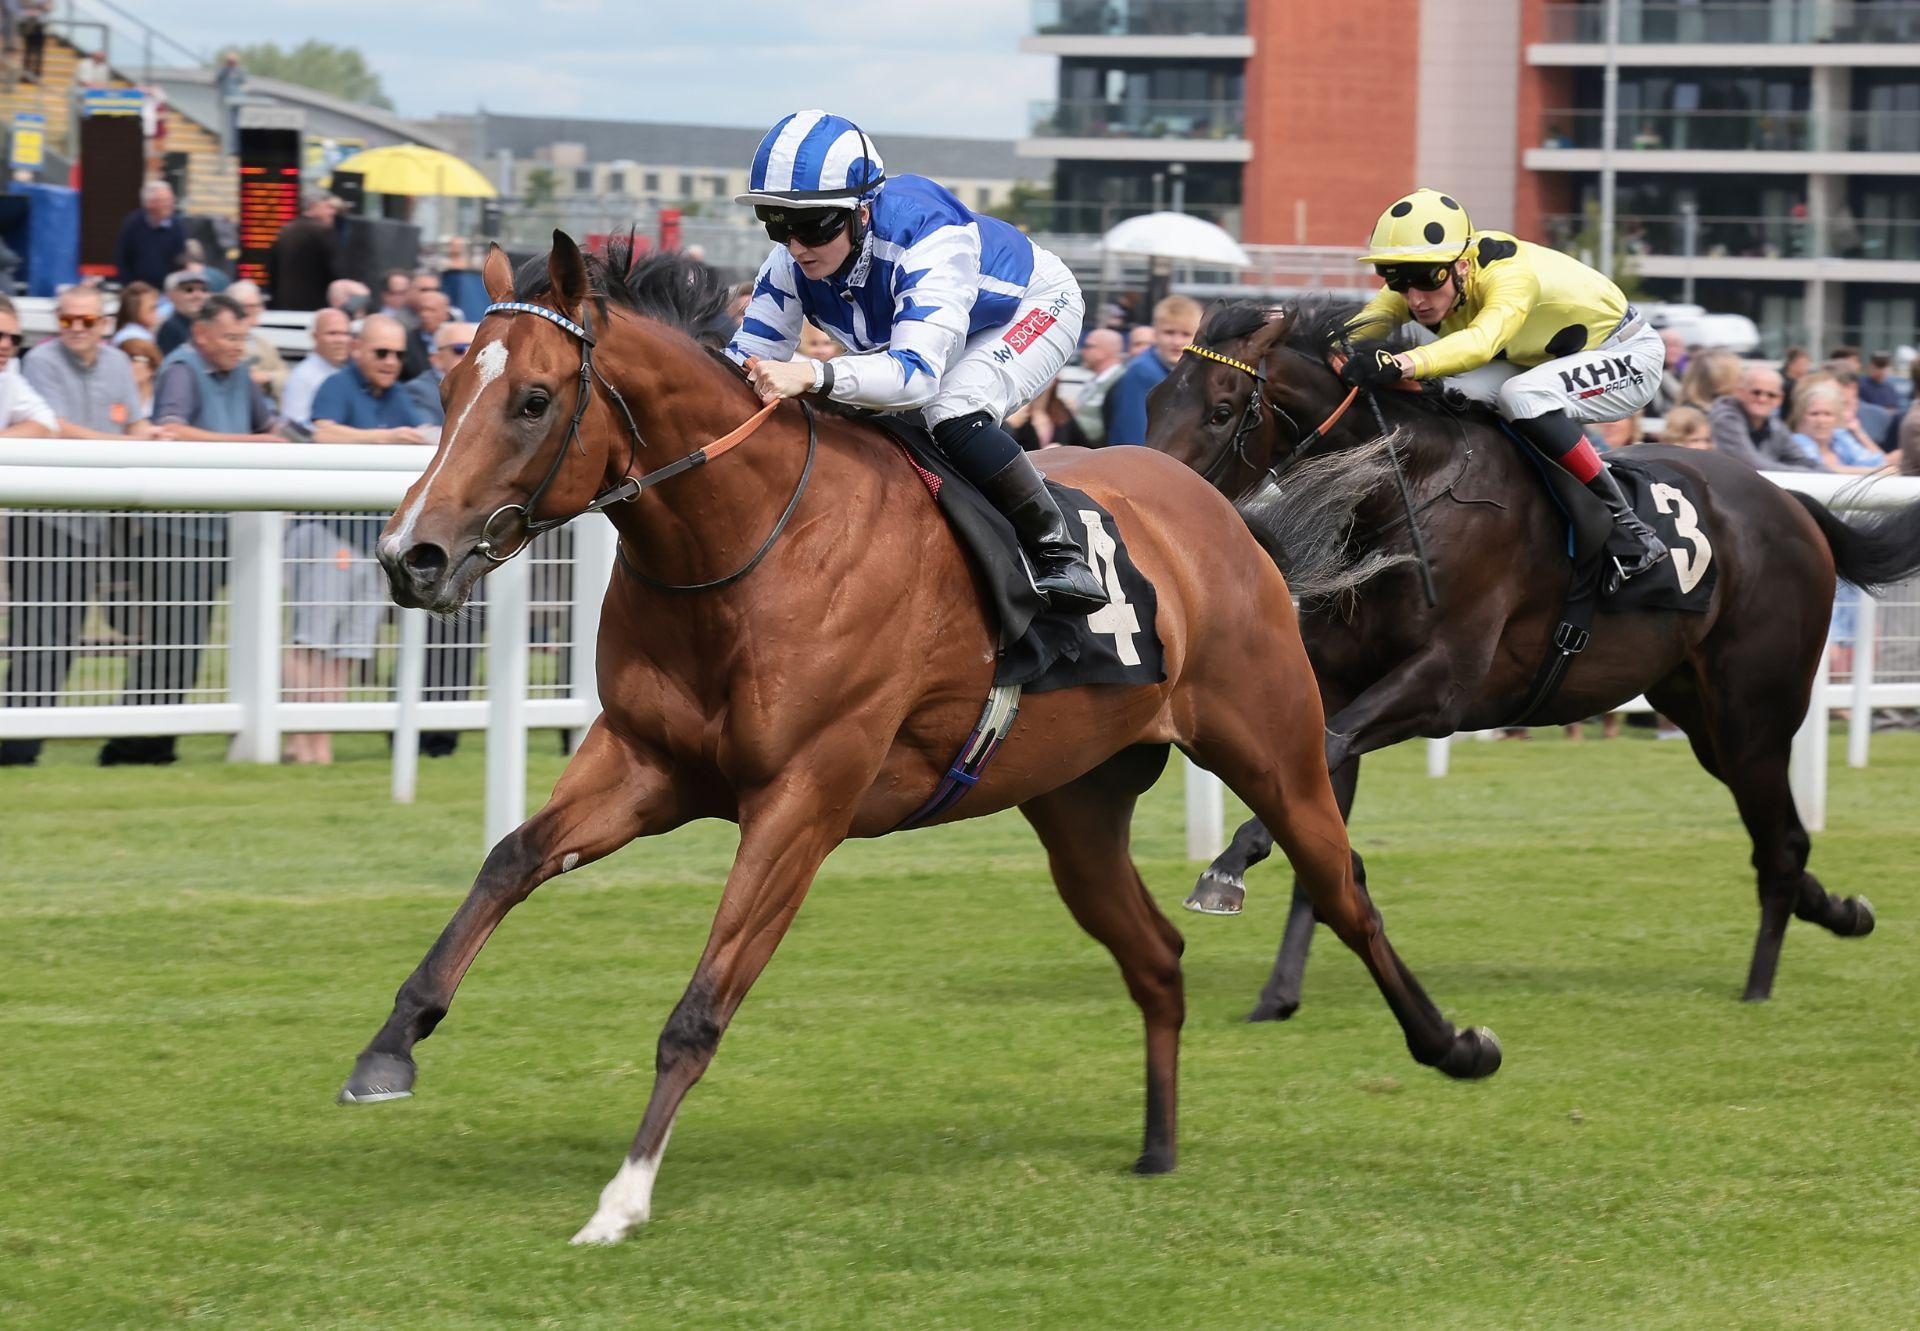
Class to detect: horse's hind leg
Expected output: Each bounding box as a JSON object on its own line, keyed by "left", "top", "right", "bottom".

{"left": 1020, "top": 745, "right": 1185, "bottom": 1174}
{"left": 1185, "top": 694, "right": 1499, "bottom": 1080}
{"left": 338, "top": 721, "right": 684, "bottom": 1102}
{"left": 1650, "top": 671, "right": 1875, "bottom": 1003}
{"left": 1249, "top": 755, "right": 1360, "bottom": 1023}
{"left": 1184, "top": 815, "right": 1273, "bottom": 915}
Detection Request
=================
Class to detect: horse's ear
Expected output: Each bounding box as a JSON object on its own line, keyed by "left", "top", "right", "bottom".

{"left": 1246, "top": 307, "right": 1290, "bottom": 362}
{"left": 547, "top": 229, "right": 588, "bottom": 321}
{"left": 482, "top": 243, "right": 513, "bottom": 304}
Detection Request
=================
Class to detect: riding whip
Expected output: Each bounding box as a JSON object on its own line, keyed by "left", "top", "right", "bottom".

{"left": 1366, "top": 389, "right": 1439, "bottom": 608}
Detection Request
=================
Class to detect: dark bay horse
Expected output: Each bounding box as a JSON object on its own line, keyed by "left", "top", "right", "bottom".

{"left": 1148, "top": 300, "right": 1920, "bottom": 1020}
{"left": 336, "top": 239, "right": 1500, "bottom": 1244}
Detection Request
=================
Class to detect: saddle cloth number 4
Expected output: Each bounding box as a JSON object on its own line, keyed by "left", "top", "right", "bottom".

{"left": 1078, "top": 509, "right": 1141, "bottom": 665}
{"left": 1650, "top": 482, "right": 1712, "bottom": 595}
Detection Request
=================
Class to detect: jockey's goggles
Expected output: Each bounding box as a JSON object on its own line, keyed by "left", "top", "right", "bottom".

{"left": 755, "top": 206, "right": 850, "bottom": 248}
{"left": 1375, "top": 262, "right": 1455, "bottom": 294}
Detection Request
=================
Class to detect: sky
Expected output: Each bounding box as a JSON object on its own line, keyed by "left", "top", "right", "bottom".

{"left": 135, "top": 0, "right": 1057, "bottom": 140}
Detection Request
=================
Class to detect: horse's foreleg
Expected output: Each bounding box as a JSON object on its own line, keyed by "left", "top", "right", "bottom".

{"left": 571, "top": 758, "right": 872, "bottom": 1245}
{"left": 339, "top": 721, "right": 683, "bottom": 1103}
{"left": 1183, "top": 814, "right": 1275, "bottom": 915}
{"left": 1248, "top": 755, "right": 1360, "bottom": 1022}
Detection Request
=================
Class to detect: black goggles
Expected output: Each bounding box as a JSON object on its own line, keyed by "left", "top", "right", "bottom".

{"left": 755, "top": 206, "right": 850, "bottom": 247}
{"left": 1375, "top": 263, "right": 1454, "bottom": 294}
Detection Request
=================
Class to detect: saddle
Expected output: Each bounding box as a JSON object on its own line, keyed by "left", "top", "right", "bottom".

{"left": 863, "top": 414, "right": 1166, "bottom": 694}
{"left": 1494, "top": 423, "right": 1718, "bottom": 723}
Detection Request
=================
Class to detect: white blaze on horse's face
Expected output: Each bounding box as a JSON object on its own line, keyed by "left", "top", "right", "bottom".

{"left": 386, "top": 334, "right": 510, "bottom": 554}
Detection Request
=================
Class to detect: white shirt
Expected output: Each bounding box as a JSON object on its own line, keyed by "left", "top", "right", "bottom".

{"left": 280, "top": 353, "right": 345, "bottom": 431}
{"left": 0, "top": 361, "right": 58, "bottom": 430}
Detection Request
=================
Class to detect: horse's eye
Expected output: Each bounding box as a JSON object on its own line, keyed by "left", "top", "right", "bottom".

{"left": 522, "top": 393, "right": 550, "bottom": 420}
{"left": 1208, "top": 402, "right": 1236, "bottom": 427}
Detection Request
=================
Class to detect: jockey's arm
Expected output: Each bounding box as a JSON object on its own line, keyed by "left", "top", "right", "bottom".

{"left": 825, "top": 223, "right": 981, "bottom": 412}
{"left": 724, "top": 248, "right": 805, "bottom": 365}
{"left": 1402, "top": 262, "right": 1538, "bottom": 380}
{"left": 1347, "top": 290, "right": 1410, "bottom": 343}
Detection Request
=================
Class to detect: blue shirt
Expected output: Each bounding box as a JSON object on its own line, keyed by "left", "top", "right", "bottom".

{"left": 310, "top": 363, "right": 431, "bottom": 430}
{"left": 1102, "top": 349, "right": 1174, "bottom": 447}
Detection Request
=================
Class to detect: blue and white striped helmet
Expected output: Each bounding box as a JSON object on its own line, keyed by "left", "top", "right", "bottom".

{"left": 736, "top": 110, "right": 886, "bottom": 210}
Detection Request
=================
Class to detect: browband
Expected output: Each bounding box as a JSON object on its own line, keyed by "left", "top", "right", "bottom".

{"left": 1183, "top": 344, "right": 1264, "bottom": 379}
{"left": 484, "top": 301, "right": 595, "bottom": 345}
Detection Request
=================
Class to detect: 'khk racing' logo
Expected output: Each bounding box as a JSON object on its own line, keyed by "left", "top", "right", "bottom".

{"left": 1558, "top": 356, "right": 1646, "bottom": 400}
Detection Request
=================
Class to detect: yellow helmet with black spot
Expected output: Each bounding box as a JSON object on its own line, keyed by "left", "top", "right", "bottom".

{"left": 1357, "top": 189, "right": 1474, "bottom": 264}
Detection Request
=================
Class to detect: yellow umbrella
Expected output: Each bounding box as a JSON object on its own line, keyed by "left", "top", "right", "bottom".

{"left": 330, "top": 144, "right": 498, "bottom": 199}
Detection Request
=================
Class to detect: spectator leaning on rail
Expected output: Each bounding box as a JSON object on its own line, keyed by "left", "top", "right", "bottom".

{"left": 726, "top": 109, "right": 1106, "bottom": 613}
{"left": 1341, "top": 188, "right": 1669, "bottom": 580}
{"left": 112, "top": 181, "right": 188, "bottom": 291}
{"left": 22, "top": 284, "right": 150, "bottom": 441}
{"left": 403, "top": 320, "right": 476, "bottom": 427}
{"left": 1103, "top": 295, "right": 1203, "bottom": 448}
{"left": 279, "top": 307, "right": 352, "bottom": 435}
{"left": 150, "top": 294, "right": 280, "bottom": 443}
{"left": 308, "top": 313, "right": 435, "bottom": 445}
{"left": 1707, "top": 362, "right": 1821, "bottom": 472}
{"left": 0, "top": 293, "right": 67, "bottom": 767}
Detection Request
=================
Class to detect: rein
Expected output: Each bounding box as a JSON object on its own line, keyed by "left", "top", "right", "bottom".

{"left": 473, "top": 299, "right": 806, "bottom": 594}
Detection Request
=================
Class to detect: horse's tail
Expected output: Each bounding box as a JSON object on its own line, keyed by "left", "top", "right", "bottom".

{"left": 1788, "top": 488, "right": 1920, "bottom": 594}
{"left": 1233, "top": 431, "right": 1415, "bottom": 603}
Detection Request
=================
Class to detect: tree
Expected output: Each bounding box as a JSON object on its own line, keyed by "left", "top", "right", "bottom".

{"left": 988, "top": 182, "right": 1056, "bottom": 234}
{"left": 1562, "top": 200, "right": 1647, "bottom": 301}
{"left": 231, "top": 41, "right": 394, "bottom": 111}
{"left": 524, "top": 167, "right": 556, "bottom": 210}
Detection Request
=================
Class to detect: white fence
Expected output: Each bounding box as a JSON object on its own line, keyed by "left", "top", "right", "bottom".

{"left": 0, "top": 440, "right": 612, "bottom": 847}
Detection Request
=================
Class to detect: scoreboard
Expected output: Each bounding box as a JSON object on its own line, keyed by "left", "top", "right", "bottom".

{"left": 236, "top": 105, "right": 304, "bottom": 290}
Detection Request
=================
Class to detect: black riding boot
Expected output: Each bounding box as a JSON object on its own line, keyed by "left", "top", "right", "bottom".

{"left": 1584, "top": 463, "right": 1669, "bottom": 580}
{"left": 977, "top": 453, "right": 1110, "bottom": 615}
{"left": 1512, "top": 409, "right": 1669, "bottom": 581}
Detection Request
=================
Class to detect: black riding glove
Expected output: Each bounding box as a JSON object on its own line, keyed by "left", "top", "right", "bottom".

{"left": 1340, "top": 344, "right": 1405, "bottom": 390}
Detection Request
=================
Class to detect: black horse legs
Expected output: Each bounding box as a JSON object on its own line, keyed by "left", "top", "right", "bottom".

{"left": 1248, "top": 757, "right": 1361, "bottom": 1021}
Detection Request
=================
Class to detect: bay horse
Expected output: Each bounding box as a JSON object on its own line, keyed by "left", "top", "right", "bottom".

{"left": 335, "top": 238, "right": 1501, "bottom": 1245}
{"left": 1148, "top": 300, "right": 1920, "bottom": 1021}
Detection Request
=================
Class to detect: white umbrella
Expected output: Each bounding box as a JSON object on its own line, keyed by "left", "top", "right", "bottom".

{"left": 1100, "top": 212, "right": 1250, "bottom": 269}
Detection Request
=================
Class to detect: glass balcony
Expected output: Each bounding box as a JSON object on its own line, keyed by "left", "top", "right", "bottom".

{"left": 1540, "top": 2, "right": 1920, "bottom": 44}
{"left": 1541, "top": 212, "right": 1920, "bottom": 263}
{"left": 1540, "top": 108, "right": 1814, "bottom": 152}
{"left": 1842, "top": 112, "right": 1920, "bottom": 155}
{"left": 1030, "top": 99, "right": 1246, "bottom": 140}
{"left": 1032, "top": 0, "right": 1247, "bottom": 37}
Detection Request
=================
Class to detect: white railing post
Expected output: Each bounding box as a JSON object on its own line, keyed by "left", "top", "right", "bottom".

{"left": 1427, "top": 736, "right": 1450, "bottom": 777}
{"left": 568, "top": 516, "right": 616, "bottom": 746}
{"left": 1184, "top": 758, "right": 1224, "bottom": 862}
{"left": 390, "top": 607, "right": 428, "bottom": 804}
{"left": 224, "top": 509, "right": 284, "bottom": 763}
{"left": 484, "top": 552, "right": 532, "bottom": 849}
{"left": 1847, "top": 590, "right": 1876, "bottom": 769}
{"left": 1791, "top": 644, "right": 1831, "bottom": 833}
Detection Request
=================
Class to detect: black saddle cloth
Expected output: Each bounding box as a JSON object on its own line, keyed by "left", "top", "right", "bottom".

{"left": 867, "top": 415, "right": 1166, "bottom": 694}
{"left": 1501, "top": 429, "right": 1718, "bottom": 614}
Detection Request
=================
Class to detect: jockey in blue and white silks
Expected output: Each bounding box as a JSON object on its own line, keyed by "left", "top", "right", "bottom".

{"left": 727, "top": 109, "right": 1107, "bottom": 615}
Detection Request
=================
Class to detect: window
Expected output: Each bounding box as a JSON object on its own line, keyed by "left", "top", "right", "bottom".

{"left": 644, "top": 172, "right": 660, "bottom": 192}
{"left": 573, "top": 167, "right": 593, "bottom": 192}
{"left": 976, "top": 187, "right": 991, "bottom": 209}
{"left": 606, "top": 171, "right": 626, "bottom": 194}
{"left": 708, "top": 174, "right": 727, "bottom": 198}
{"left": 679, "top": 173, "right": 694, "bottom": 198}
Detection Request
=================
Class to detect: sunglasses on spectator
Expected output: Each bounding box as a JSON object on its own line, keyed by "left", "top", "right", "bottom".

{"left": 175, "top": 282, "right": 208, "bottom": 293}
{"left": 1374, "top": 263, "right": 1454, "bottom": 294}
{"left": 442, "top": 342, "right": 471, "bottom": 356}
{"left": 755, "top": 206, "right": 850, "bottom": 248}
{"left": 58, "top": 314, "right": 102, "bottom": 329}
{"left": 0, "top": 331, "right": 22, "bottom": 347}
{"left": 369, "top": 347, "right": 404, "bottom": 361}
{"left": 1746, "top": 387, "right": 1783, "bottom": 399}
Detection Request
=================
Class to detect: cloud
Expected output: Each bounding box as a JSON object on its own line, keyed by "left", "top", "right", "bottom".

{"left": 138, "top": 1, "right": 1054, "bottom": 136}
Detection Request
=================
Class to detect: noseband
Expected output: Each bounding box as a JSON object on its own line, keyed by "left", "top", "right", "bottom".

{"left": 1181, "top": 342, "right": 1361, "bottom": 485}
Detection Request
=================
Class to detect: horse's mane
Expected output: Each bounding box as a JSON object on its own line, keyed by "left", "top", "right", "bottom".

{"left": 512, "top": 232, "right": 736, "bottom": 350}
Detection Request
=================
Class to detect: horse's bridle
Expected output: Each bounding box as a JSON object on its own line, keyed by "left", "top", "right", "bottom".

{"left": 1182, "top": 343, "right": 1361, "bottom": 487}
{"left": 472, "top": 299, "right": 807, "bottom": 594}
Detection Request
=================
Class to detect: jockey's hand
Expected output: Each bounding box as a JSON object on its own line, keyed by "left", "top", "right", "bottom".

{"left": 744, "top": 355, "right": 818, "bottom": 404}
{"left": 1339, "top": 344, "right": 1408, "bottom": 390}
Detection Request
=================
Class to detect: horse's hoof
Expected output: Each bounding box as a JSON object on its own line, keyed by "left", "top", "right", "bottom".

{"left": 1845, "top": 896, "right": 1876, "bottom": 937}
{"left": 338, "top": 1051, "right": 417, "bottom": 1104}
{"left": 1183, "top": 872, "right": 1245, "bottom": 916}
{"left": 1246, "top": 997, "right": 1300, "bottom": 1023}
{"left": 1437, "top": 1026, "right": 1502, "bottom": 1080}
{"left": 569, "top": 1215, "right": 636, "bottom": 1246}
{"left": 1132, "top": 1148, "right": 1176, "bottom": 1176}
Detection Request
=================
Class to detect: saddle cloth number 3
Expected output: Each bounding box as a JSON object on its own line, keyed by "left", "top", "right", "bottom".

{"left": 1078, "top": 510, "right": 1141, "bottom": 665}
{"left": 1650, "top": 482, "right": 1712, "bottom": 594}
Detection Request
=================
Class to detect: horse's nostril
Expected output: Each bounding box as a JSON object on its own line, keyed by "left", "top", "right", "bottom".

{"left": 401, "top": 543, "right": 449, "bottom": 583}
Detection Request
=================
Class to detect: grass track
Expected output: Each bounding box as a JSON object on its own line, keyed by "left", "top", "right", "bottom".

{"left": 3, "top": 729, "right": 1918, "bottom": 1329}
